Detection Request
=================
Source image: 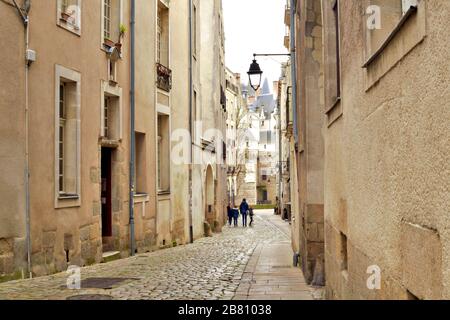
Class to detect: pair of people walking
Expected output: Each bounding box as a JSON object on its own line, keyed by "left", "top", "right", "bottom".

{"left": 227, "top": 199, "right": 254, "bottom": 228}
{"left": 227, "top": 205, "right": 239, "bottom": 227}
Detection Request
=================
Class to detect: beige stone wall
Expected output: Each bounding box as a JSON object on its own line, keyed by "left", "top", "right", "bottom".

{"left": 169, "top": 0, "right": 194, "bottom": 245}
{"left": 323, "top": 0, "right": 450, "bottom": 299}
{"left": 0, "top": 3, "right": 27, "bottom": 280}
{"left": 196, "top": 0, "right": 227, "bottom": 235}
{"left": 291, "top": 0, "right": 325, "bottom": 285}
{"left": 22, "top": 1, "right": 132, "bottom": 275}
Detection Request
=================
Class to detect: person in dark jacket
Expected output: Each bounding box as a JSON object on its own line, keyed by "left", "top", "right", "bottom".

{"left": 233, "top": 208, "right": 239, "bottom": 227}
{"left": 227, "top": 205, "right": 233, "bottom": 226}
{"left": 249, "top": 207, "right": 254, "bottom": 227}
{"left": 239, "top": 199, "right": 249, "bottom": 227}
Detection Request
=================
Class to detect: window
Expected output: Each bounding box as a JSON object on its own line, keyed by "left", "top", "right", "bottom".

{"left": 193, "top": 5, "right": 198, "bottom": 57}
{"left": 102, "top": 0, "right": 122, "bottom": 48}
{"left": 157, "top": 15, "right": 162, "bottom": 63}
{"left": 57, "top": 0, "right": 81, "bottom": 34}
{"left": 108, "top": 58, "right": 117, "bottom": 83}
{"left": 157, "top": 114, "right": 170, "bottom": 193}
{"left": 323, "top": 0, "right": 341, "bottom": 113}
{"left": 55, "top": 65, "right": 81, "bottom": 207}
{"left": 332, "top": 0, "right": 341, "bottom": 100}
{"left": 365, "top": 0, "right": 420, "bottom": 61}
{"left": 135, "top": 132, "right": 147, "bottom": 194}
{"left": 58, "top": 84, "right": 66, "bottom": 193}
{"left": 340, "top": 232, "right": 348, "bottom": 271}
{"left": 104, "top": 97, "right": 109, "bottom": 138}
{"left": 157, "top": 2, "right": 169, "bottom": 67}
{"left": 363, "top": 0, "right": 425, "bottom": 87}
{"left": 101, "top": 81, "right": 123, "bottom": 142}
{"left": 104, "top": 0, "right": 111, "bottom": 39}
{"left": 193, "top": 90, "right": 198, "bottom": 138}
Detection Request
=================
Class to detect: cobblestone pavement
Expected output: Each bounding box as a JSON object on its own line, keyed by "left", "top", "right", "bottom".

{"left": 0, "top": 211, "right": 321, "bottom": 300}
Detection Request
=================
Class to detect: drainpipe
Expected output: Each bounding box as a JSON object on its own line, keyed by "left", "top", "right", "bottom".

{"left": 290, "top": 0, "right": 298, "bottom": 144}
{"left": 188, "top": 0, "right": 194, "bottom": 243}
{"left": 13, "top": 0, "right": 33, "bottom": 279}
{"left": 24, "top": 1, "right": 31, "bottom": 279}
{"left": 129, "top": 0, "right": 136, "bottom": 256}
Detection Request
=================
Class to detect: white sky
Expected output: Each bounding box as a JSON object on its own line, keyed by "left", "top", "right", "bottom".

{"left": 223, "top": 0, "right": 289, "bottom": 91}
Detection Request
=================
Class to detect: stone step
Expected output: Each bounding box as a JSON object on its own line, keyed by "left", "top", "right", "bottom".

{"left": 102, "top": 251, "right": 121, "bottom": 263}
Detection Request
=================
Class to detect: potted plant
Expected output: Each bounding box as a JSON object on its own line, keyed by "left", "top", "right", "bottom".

{"left": 119, "top": 23, "right": 127, "bottom": 39}
{"left": 115, "top": 24, "right": 127, "bottom": 50}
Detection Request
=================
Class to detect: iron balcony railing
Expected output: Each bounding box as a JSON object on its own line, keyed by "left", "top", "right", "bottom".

{"left": 156, "top": 63, "right": 172, "bottom": 92}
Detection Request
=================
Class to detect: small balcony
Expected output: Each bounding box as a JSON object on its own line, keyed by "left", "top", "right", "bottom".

{"left": 156, "top": 63, "right": 172, "bottom": 92}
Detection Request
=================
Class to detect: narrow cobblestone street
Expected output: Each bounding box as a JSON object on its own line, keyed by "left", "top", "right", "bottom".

{"left": 0, "top": 211, "right": 320, "bottom": 300}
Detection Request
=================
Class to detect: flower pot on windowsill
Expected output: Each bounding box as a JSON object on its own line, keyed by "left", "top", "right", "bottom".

{"left": 114, "top": 42, "right": 122, "bottom": 52}
{"left": 60, "top": 12, "right": 71, "bottom": 21}
{"left": 104, "top": 38, "right": 115, "bottom": 48}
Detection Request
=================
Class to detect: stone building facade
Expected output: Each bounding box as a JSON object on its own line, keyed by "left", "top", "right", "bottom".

{"left": 285, "top": 0, "right": 326, "bottom": 286}
{"left": 286, "top": 0, "right": 449, "bottom": 299}
{"left": 193, "top": 0, "right": 228, "bottom": 235}
{"left": 225, "top": 68, "right": 244, "bottom": 208}
{"left": 321, "top": 0, "right": 449, "bottom": 299}
{"left": 0, "top": 0, "right": 227, "bottom": 282}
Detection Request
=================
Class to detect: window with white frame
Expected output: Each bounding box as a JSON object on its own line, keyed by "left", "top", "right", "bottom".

{"left": 55, "top": 65, "right": 81, "bottom": 205}
{"left": 157, "top": 114, "right": 170, "bottom": 193}
{"left": 58, "top": 83, "right": 66, "bottom": 193}
{"left": 104, "top": 0, "right": 112, "bottom": 39}
{"left": 157, "top": 2, "right": 169, "bottom": 67}
{"left": 193, "top": 4, "right": 198, "bottom": 57}
{"left": 102, "top": 0, "right": 122, "bottom": 47}
{"left": 101, "top": 82, "right": 123, "bottom": 142}
{"left": 108, "top": 58, "right": 117, "bottom": 83}
{"left": 135, "top": 132, "right": 147, "bottom": 195}
{"left": 57, "top": 0, "right": 81, "bottom": 34}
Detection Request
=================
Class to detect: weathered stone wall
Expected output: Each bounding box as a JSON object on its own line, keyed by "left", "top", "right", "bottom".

{"left": 292, "top": 0, "right": 325, "bottom": 286}
{"left": 323, "top": 0, "right": 450, "bottom": 299}
{"left": 0, "top": 2, "right": 27, "bottom": 282}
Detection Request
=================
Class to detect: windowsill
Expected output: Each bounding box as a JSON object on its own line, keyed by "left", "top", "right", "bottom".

{"left": 58, "top": 194, "right": 80, "bottom": 200}
{"left": 135, "top": 193, "right": 148, "bottom": 197}
{"left": 57, "top": 20, "right": 81, "bottom": 36}
{"left": 158, "top": 190, "right": 171, "bottom": 196}
{"left": 134, "top": 193, "right": 149, "bottom": 204}
{"left": 363, "top": 6, "right": 418, "bottom": 68}
{"left": 325, "top": 97, "right": 341, "bottom": 115}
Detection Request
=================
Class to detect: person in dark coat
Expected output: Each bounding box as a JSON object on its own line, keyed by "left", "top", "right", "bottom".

{"left": 239, "top": 199, "right": 249, "bottom": 227}
{"left": 249, "top": 207, "right": 255, "bottom": 227}
{"left": 227, "top": 205, "right": 233, "bottom": 226}
{"left": 233, "top": 208, "right": 239, "bottom": 227}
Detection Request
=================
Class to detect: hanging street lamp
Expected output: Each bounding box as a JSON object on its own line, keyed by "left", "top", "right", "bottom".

{"left": 247, "top": 56, "right": 263, "bottom": 92}
{"left": 247, "top": 53, "right": 290, "bottom": 92}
